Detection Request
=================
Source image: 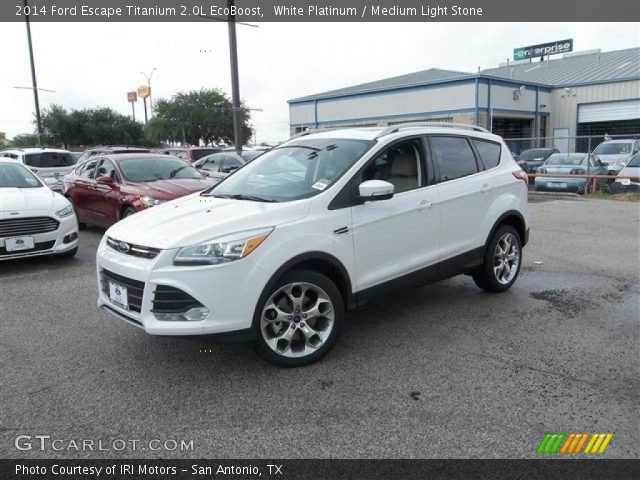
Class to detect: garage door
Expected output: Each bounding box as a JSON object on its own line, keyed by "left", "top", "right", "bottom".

{"left": 578, "top": 99, "right": 640, "bottom": 123}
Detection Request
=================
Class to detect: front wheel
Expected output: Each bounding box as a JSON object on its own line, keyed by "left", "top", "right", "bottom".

{"left": 472, "top": 225, "right": 522, "bottom": 293}
{"left": 254, "top": 269, "right": 344, "bottom": 367}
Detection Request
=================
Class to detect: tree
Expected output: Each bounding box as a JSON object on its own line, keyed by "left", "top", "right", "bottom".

{"left": 145, "top": 89, "right": 252, "bottom": 146}
{"left": 10, "top": 133, "right": 39, "bottom": 147}
{"left": 40, "top": 105, "right": 145, "bottom": 147}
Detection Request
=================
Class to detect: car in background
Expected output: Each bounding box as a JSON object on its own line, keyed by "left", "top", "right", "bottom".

{"left": 76, "top": 146, "right": 151, "bottom": 165}
{"left": 534, "top": 153, "right": 607, "bottom": 193}
{"left": 0, "top": 147, "right": 77, "bottom": 191}
{"left": 0, "top": 160, "right": 78, "bottom": 260}
{"left": 63, "top": 154, "right": 215, "bottom": 229}
{"left": 591, "top": 139, "right": 640, "bottom": 174}
{"left": 516, "top": 147, "right": 559, "bottom": 173}
{"left": 193, "top": 150, "right": 262, "bottom": 181}
{"left": 611, "top": 152, "right": 640, "bottom": 193}
{"left": 162, "top": 147, "right": 222, "bottom": 164}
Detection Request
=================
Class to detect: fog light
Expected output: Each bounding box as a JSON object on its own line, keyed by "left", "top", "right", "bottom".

{"left": 183, "top": 307, "right": 209, "bottom": 322}
{"left": 63, "top": 232, "right": 78, "bottom": 244}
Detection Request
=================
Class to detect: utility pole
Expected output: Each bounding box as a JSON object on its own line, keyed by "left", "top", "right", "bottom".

{"left": 24, "top": 0, "right": 42, "bottom": 146}
{"left": 227, "top": 0, "right": 243, "bottom": 154}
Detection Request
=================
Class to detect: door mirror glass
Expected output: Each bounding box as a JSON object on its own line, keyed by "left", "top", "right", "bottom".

{"left": 358, "top": 180, "right": 394, "bottom": 202}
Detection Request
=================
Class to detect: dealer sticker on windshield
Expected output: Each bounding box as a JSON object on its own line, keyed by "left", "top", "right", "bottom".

{"left": 312, "top": 179, "right": 330, "bottom": 190}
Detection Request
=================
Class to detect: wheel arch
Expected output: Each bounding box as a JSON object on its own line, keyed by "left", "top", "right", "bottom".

{"left": 485, "top": 210, "right": 527, "bottom": 249}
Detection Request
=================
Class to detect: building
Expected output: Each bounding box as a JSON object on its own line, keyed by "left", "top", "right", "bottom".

{"left": 288, "top": 47, "right": 640, "bottom": 152}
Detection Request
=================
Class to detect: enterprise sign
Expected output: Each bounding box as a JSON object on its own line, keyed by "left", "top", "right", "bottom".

{"left": 514, "top": 39, "right": 573, "bottom": 60}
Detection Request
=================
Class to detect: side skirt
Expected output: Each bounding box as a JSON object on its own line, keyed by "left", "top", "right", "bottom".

{"left": 350, "top": 246, "right": 484, "bottom": 309}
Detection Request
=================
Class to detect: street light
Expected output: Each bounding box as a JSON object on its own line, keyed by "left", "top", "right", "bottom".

{"left": 22, "top": 0, "right": 43, "bottom": 146}
{"left": 140, "top": 67, "right": 157, "bottom": 117}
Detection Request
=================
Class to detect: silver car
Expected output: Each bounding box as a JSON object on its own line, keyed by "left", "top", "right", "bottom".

{"left": 592, "top": 139, "right": 640, "bottom": 175}
{"left": 612, "top": 152, "right": 640, "bottom": 192}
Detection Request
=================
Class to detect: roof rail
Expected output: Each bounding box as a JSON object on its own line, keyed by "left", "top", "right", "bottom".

{"left": 375, "top": 122, "right": 489, "bottom": 139}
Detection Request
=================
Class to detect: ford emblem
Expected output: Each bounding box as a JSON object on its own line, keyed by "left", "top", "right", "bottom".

{"left": 117, "top": 241, "right": 130, "bottom": 253}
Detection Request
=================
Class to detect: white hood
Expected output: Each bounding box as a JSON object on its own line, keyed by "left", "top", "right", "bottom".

{"left": 0, "top": 186, "right": 66, "bottom": 213}
{"left": 105, "top": 193, "right": 311, "bottom": 249}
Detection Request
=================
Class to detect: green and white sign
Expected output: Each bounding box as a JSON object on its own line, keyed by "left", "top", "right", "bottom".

{"left": 514, "top": 39, "right": 573, "bottom": 60}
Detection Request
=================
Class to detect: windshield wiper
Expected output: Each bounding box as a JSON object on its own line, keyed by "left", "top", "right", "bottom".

{"left": 212, "top": 193, "right": 278, "bottom": 203}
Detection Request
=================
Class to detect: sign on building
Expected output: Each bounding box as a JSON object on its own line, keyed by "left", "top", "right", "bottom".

{"left": 514, "top": 39, "right": 573, "bottom": 60}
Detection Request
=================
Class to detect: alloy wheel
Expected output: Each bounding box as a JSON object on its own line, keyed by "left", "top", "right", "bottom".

{"left": 493, "top": 233, "right": 520, "bottom": 285}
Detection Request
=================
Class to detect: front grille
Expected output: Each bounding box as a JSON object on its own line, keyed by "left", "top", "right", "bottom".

{"left": 0, "top": 217, "right": 59, "bottom": 237}
{"left": 106, "top": 237, "right": 160, "bottom": 259}
{"left": 0, "top": 240, "right": 55, "bottom": 256}
{"left": 152, "top": 285, "right": 203, "bottom": 313}
{"left": 100, "top": 269, "right": 145, "bottom": 313}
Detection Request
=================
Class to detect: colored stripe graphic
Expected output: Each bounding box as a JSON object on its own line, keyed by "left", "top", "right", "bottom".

{"left": 537, "top": 433, "right": 566, "bottom": 453}
{"left": 538, "top": 433, "right": 613, "bottom": 454}
{"left": 584, "top": 433, "right": 613, "bottom": 454}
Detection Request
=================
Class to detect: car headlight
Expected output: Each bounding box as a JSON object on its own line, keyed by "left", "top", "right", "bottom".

{"left": 174, "top": 227, "right": 273, "bottom": 266}
{"left": 140, "top": 196, "right": 166, "bottom": 207}
{"left": 55, "top": 205, "right": 74, "bottom": 218}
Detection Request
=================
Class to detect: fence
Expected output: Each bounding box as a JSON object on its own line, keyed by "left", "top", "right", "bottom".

{"left": 503, "top": 133, "right": 640, "bottom": 195}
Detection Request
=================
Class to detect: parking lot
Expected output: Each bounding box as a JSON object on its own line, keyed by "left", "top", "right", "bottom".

{"left": 1, "top": 198, "right": 638, "bottom": 459}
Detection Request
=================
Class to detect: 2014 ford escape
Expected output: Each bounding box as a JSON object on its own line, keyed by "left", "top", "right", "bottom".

{"left": 96, "top": 122, "right": 530, "bottom": 366}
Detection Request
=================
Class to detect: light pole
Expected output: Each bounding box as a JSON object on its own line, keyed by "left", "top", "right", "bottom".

{"left": 140, "top": 67, "right": 157, "bottom": 117}
{"left": 227, "top": 0, "right": 243, "bottom": 154}
{"left": 23, "top": 0, "right": 43, "bottom": 146}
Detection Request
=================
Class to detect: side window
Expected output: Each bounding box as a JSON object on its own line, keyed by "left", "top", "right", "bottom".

{"left": 430, "top": 136, "right": 479, "bottom": 182}
{"left": 473, "top": 139, "right": 501, "bottom": 170}
{"left": 633, "top": 142, "right": 640, "bottom": 154}
{"left": 362, "top": 138, "right": 423, "bottom": 194}
{"left": 96, "top": 159, "right": 119, "bottom": 182}
{"left": 202, "top": 155, "right": 222, "bottom": 171}
{"left": 221, "top": 156, "right": 242, "bottom": 171}
{"left": 79, "top": 159, "right": 99, "bottom": 179}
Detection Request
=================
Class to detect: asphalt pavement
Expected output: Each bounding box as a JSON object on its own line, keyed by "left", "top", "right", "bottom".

{"left": 1, "top": 198, "right": 638, "bottom": 459}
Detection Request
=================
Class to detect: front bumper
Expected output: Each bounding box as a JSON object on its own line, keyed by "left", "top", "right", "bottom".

{"left": 0, "top": 214, "right": 78, "bottom": 260}
{"left": 96, "top": 236, "right": 271, "bottom": 336}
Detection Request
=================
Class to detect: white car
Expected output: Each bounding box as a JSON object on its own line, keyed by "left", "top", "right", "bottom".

{"left": 0, "top": 147, "right": 77, "bottom": 191}
{"left": 592, "top": 139, "right": 640, "bottom": 174}
{"left": 97, "top": 122, "right": 530, "bottom": 366}
{"left": 612, "top": 152, "right": 640, "bottom": 192}
{"left": 0, "top": 160, "right": 79, "bottom": 260}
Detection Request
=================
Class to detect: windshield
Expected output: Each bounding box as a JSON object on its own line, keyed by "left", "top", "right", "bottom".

{"left": 118, "top": 156, "right": 204, "bottom": 182}
{"left": 241, "top": 151, "right": 262, "bottom": 161}
{"left": 593, "top": 142, "right": 632, "bottom": 155}
{"left": 627, "top": 153, "right": 640, "bottom": 168}
{"left": 545, "top": 154, "right": 585, "bottom": 166}
{"left": 0, "top": 162, "right": 43, "bottom": 188}
{"left": 202, "top": 138, "right": 373, "bottom": 202}
{"left": 520, "top": 149, "right": 551, "bottom": 160}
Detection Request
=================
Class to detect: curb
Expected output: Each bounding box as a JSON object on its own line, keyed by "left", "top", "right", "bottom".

{"left": 528, "top": 191, "right": 583, "bottom": 202}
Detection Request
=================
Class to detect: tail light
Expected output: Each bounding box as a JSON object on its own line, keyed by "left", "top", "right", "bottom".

{"left": 512, "top": 170, "right": 528, "bottom": 185}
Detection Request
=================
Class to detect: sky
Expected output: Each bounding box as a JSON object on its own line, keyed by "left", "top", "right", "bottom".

{"left": 1, "top": 22, "right": 638, "bottom": 144}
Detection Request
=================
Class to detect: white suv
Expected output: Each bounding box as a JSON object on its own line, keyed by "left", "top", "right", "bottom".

{"left": 0, "top": 147, "right": 77, "bottom": 191}
{"left": 96, "top": 123, "right": 530, "bottom": 366}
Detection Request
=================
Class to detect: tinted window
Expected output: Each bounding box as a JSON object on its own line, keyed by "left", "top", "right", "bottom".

{"left": 118, "top": 156, "right": 203, "bottom": 182}
{"left": 191, "top": 148, "right": 220, "bottom": 160}
{"left": 363, "top": 139, "right": 423, "bottom": 194}
{"left": 96, "top": 159, "right": 119, "bottom": 181}
{"left": 79, "top": 159, "right": 99, "bottom": 178}
{"left": 473, "top": 140, "right": 501, "bottom": 169}
{"left": 24, "top": 152, "right": 76, "bottom": 168}
{"left": 430, "top": 137, "right": 478, "bottom": 182}
{"left": 0, "top": 162, "right": 42, "bottom": 188}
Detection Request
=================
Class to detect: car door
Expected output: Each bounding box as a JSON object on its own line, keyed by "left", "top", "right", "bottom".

{"left": 68, "top": 158, "right": 100, "bottom": 223}
{"left": 350, "top": 136, "right": 441, "bottom": 293}
{"left": 91, "top": 158, "right": 123, "bottom": 225}
{"left": 429, "top": 135, "right": 489, "bottom": 261}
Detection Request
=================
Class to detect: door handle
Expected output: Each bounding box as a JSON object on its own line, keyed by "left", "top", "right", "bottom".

{"left": 417, "top": 199, "right": 436, "bottom": 210}
{"left": 480, "top": 184, "right": 492, "bottom": 194}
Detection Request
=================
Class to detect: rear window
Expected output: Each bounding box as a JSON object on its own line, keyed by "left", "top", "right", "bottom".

{"left": 191, "top": 148, "right": 221, "bottom": 160}
{"left": 473, "top": 140, "right": 501, "bottom": 169}
{"left": 112, "top": 149, "right": 150, "bottom": 154}
{"left": 24, "top": 152, "right": 76, "bottom": 168}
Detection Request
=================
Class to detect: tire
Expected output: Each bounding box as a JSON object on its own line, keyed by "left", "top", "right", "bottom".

{"left": 254, "top": 269, "right": 345, "bottom": 367}
{"left": 57, "top": 246, "right": 77, "bottom": 259}
{"left": 78, "top": 222, "right": 87, "bottom": 230}
{"left": 122, "top": 207, "right": 136, "bottom": 219}
{"left": 472, "top": 225, "right": 522, "bottom": 293}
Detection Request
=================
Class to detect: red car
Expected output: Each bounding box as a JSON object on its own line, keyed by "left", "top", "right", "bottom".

{"left": 63, "top": 154, "right": 215, "bottom": 228}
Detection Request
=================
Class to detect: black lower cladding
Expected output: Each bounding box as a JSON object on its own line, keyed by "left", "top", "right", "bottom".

{"left": 152, "top": 284, "right": 204, "bottom": 314}
{"left": 100, "top": 269, "right": 144, "bottom": 313}
{"left": 352, "top": 246, "right": 485, "bottom": 308}
{"left": 0, "top": 240, "right": 55, "bottom": 256}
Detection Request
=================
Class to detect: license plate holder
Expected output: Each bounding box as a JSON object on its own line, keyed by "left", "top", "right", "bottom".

{"left": 109, "top": 281, "right": 129, "bottom": 309}
{"left": 5, "top": 236, "right": 35, "bottom": 252}
{"left": 547, "top": 182, "right": 567, "bottom": 189}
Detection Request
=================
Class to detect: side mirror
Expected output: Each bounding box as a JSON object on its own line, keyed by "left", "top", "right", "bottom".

{"left": 95, "top": 175, "right": 113, "bottom": 185}
{"left": 358, "top": 180, "right": 394, "bottom": 202}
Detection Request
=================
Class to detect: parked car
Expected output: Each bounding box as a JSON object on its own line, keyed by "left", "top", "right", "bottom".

{"left": 591, "top": 139, "right": 640, "bottom": 174}
{"left": 193, "top": 150, "right": 263, "bottom": 181}
{"left": 0, "top": 147, "right": 77, "bottom": 191}
{"left": 534, "top": 153, "right": 607, "bottom": 193}
{"left": 0, "top": 160, "right": 78, "bottom": 260}
{"left": 96, "top": 122, "right": 530, "bottom": 367}
{"left": 611, "top": 152, "right": 640, "bottom": 193}
{"left": 516, "top": 147, "right": 559, "bottom": 173}
{"left": 162, "top": 147, "right": 222, "bottom": 164}
{"left": 76, "top": 146, "right": 151, "bottom": 165}
{"left": 63, "top": 154, "right": 215, "bottom": 229}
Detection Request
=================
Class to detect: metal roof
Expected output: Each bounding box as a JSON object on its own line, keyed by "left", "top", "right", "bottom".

{"left": 289, "top": 48, "right": 639, "bottom": 103}
{"left": 288, "top": 68, "right": 471, "bottom": 103}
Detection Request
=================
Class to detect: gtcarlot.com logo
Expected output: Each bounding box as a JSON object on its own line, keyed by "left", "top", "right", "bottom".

{"left": 14, "top": 435, "right": 194, "bottom": 452}
{"left": 537, "top": 432, "right": 613, "bottom": 454}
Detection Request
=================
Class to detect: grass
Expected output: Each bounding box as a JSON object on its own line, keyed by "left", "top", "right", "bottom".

{"left": 586, "top": 191, "right": 640, "bottom": 202}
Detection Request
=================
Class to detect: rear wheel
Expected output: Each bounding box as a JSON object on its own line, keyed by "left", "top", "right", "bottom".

{"left": 122, "top": 207, "right": 136, "bottom": 219}
{"left": 472, "top": 225, "right": 522, "bottom": 293}
{"left": 78, "top": 222, "right": 87, "bottom": 230}
{"left": 254, "top": 269, "right": 344, "bottom": 367}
